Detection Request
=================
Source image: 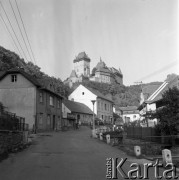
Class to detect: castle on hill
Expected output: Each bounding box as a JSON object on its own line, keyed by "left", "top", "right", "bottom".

{"left": 64, "top": 52, "right": 123, "bottom": 87}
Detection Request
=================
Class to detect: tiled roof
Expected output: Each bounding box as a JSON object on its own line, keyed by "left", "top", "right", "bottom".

{"left": 63, "top": 99, "right": 93, "bottom": 115}
{"left": 96, "top": 59, "right": 106, "bottom": 69}
{"left": 73, "top": 52, "right": 90, "bottom": 63}
{"left": 142, "top": 82, "right": 162, "bottom": 100}
{"left": 146, "top": 75, "right": 179, "bottom": 104}
{"left": 116, "top": 106, "right": 138, "bottom": 111}
{"left": 0, "top": 69, "right": 63, "bottom": 98}
{"left": 84, "top": 86, "right": 113, "bottom": 103}
{"left": 0, "top": 71, "right": 5, "bottom": 78}
{"left": 96, "top": 67, "right": 111, "bottom": 74}
{"left": 109, "top": 67, "right": 123, "bottom": 75}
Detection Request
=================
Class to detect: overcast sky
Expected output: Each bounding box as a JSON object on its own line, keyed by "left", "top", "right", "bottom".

{"left": 0, "top": 0, "right": 178, "bottom": 85}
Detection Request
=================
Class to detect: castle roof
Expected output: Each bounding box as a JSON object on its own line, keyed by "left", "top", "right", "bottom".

{"left": 96, "top": 67, "right": 111, "bottom": 74}
{"left": 73, "top": 52, "right": 90, "bottom": 63}
{"left": 96, "top": 59, "right": 106, "bottom": 69}
{"left": 70, "top": 70, "right": 77, "bottom": 78}
{"left": 109, "top": 67, "right": 123, "bottom": 75}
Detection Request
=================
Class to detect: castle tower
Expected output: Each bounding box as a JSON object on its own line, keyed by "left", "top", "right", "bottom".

{"left": 73, "top": 52, "right": 90, "bottom": 77}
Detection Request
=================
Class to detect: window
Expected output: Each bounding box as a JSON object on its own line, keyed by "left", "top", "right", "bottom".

{"left": 105, "top": 104, "right": 107, "bottom": 110}
{"left": 47, "top": 114, "right": 51, "bottom": 125}
{"left": 39, "top": 92, "right": 43, "bottom": 103}
{"left": 50, "top": 84, "right": 52, "bottom": 89}
{"left": 82, "top": 92, "right": 84, "bottom": 95}
{"left": 57, "top": 100, "right": 60, "bottom": 108}
{"left": 11, "top": 75, "right": 17, "bottom": 82}
{"left": 39, "top": 113, "right": 43, "bottom": 124}
{"left": 50, "top": 96, "right": 54, "bottom": 106}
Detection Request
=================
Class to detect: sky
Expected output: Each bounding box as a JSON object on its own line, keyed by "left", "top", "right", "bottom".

{"left": 0, "top": 0, "right": 178, "bottom": 85}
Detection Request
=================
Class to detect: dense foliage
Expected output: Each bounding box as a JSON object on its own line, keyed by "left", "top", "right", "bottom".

{"left": 0, "top": 46, "right": 70, "bottom": 98}
{"left": 71, "top": 80, "right": 141, "bottom": 106}
{"left": 0, "top": 45, "right": 156, "bottom": 106}
{"left": 152, "top": 87, "right": 179, "bottom": 135}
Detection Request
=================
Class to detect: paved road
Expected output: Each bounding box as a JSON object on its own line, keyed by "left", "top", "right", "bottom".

{"left": 0, "top": 126, "right": 178, "bottom": 180}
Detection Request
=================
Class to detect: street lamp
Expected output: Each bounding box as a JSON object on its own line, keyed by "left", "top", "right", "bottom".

{"left": 91, "top": 100, "right": 96, "bottom": 137}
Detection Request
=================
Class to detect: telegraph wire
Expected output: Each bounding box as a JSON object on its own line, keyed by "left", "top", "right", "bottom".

{"left": 14, "top": 0, "right": 37, "bottom": 65}
{"left": 0, "top": 1, "right": 28, "bottom": 62}
{"left": 9, "top": 0, "right": 33, "bottom": 63}
{"left": 135, "top": 60, "right": 178, "bottom": 82}
{"left": 0, "top": 12, "right": 22, "bottom": 57}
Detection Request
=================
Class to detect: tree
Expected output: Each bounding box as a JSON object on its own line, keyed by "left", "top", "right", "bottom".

{"left": 152, "top": 87, "right": 179, "bottom": 135}
{"left": 0, "top": 46, "right": 70, "bottom": 98}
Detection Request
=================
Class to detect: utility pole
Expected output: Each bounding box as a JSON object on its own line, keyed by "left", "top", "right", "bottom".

{"left": 134, "top": 81, "right": 143, "bottom": 91}
{"left": 91, "top": 100, "right": 96, "bottom": 138}
{"left": 134, "top": 81, "right": 144, "bottom": 105}
{"left": 134, "top": 81, "right": 148, "bottom": 127}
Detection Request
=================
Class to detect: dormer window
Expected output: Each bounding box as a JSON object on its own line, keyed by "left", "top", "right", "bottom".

{"left": 11, "top": 75, "right": 17, "bottom": 82}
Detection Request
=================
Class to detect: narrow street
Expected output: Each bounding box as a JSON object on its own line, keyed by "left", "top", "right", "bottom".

{"left": 0, "top": 126, "right": 176, "bottom": 180}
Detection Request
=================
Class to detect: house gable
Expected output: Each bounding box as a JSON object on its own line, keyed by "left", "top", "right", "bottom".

{"left": 68, "top": 85, "right": 97, "bottom": 112}
{"left": 0, "top": 73, "right": 37, "bottom": 129}
{"left": 0, "top": 73, "right": 36, "bottom": 89}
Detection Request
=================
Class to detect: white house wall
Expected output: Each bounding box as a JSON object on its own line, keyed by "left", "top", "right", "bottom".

{"left": 122, "top": 113, "right": 140, "bottom": 123}
{"left": 68, "top": 85, "right": 97, "bottom": 114}
{"left": 0, "top": 74, "right": 36, "bottom": 129}
{"left": 146, "top": 103, "right": 156, "bottom": 111}
{"left": 62, "top": 103, "right": 71, "bottom": 118}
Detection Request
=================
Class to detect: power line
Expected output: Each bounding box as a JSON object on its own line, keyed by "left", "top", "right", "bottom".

{"left": 136, "top": 60, "right": 178, "bottom": 82}
{"left": 14, "top": 0, "right": 37, "bottom": 65}
{"left": 0, "top": 1, "right": 27, "bottom": 62}
{"left": 9, "top": 0, "right": 33, "bottom": 63}
{"left": 0, "top": 12, "right": 22, "bottom": 57}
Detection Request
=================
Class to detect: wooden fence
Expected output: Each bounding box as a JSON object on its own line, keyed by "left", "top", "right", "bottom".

{"left": 126, "top": 126, "right": 157, "bottom": 140}
{"left": 0, "top": 111, "right": 28, "bottom": 131}
{"left": 126, "top": 126, "right": 179, "bottom": 145}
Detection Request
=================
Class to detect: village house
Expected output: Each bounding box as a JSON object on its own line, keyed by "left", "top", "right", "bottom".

{"left": 62, "top": 99, "right": 93, "bottom": 128}
{"left": 138, "top": 74, "right": 179, "bottom": 127}
{"left": 68, "top": 84, "right": 114, "bottom": 124}
{"left": 0, "top": 69, "right": 63, "bottom": 132}
{"left": 115, "top": 106, "right": 140, "bottom": 124}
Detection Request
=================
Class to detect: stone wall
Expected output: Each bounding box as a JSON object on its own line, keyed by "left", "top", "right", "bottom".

{"left": 0, "top": 130, "right": 24, "bottom": 155}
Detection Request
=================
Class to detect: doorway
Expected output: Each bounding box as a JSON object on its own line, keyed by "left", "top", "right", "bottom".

{"left": 53, "top": 115, "right": 55, "bottom": 130}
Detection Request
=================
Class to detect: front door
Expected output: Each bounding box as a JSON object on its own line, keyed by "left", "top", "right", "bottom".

{"left": 53, "top": 115, "right": 55, "bottom": 130}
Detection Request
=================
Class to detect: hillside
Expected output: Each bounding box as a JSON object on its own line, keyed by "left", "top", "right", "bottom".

{"left": 71, "top": 80, "right": 141, "bottom": 106}
{"left": 0, "top": 46, "right": 162, "bottom": 106}
{"left": 0, "top": 46, "right": 70, "bottom": 98}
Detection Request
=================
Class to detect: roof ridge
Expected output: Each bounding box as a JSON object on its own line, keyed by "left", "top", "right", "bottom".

{"left": 147, "top": 81, "right": 168, "bottom": 101}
